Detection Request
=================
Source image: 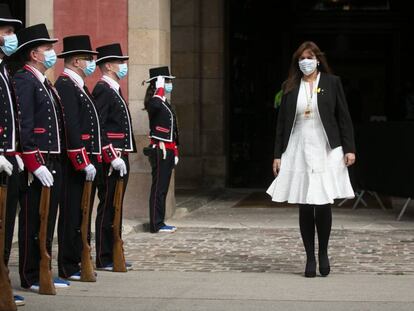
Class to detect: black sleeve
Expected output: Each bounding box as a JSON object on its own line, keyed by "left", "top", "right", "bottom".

{"left": 55, "top": 80, "right": 83, "bottom": 151}
{"left": 273, "top": 93, "right": 287, "bottom": 159}
{"left": 335, "top": 76, "right": 356, "bottom": 154}
{"left": 14, "top": 75, "right": 37, "bottom": 152}
{"left": 92, "top": 83, "right": 111, "bottom": 146}
{"left": 147, "top": 96, "right": 162, "bottom": 119}
{"left": 146, "top": 96, "right": 163, "bottom": 130}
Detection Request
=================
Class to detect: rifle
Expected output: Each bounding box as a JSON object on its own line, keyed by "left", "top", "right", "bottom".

{"left": 112, "top": 172, "right": 126, "bottom": 272}
{"left": 80, "top": 180, "right": 96, "bottom": 282}
{"left": 0, "top": 155, "right": 17, "bottom": 310}
{"left": 38, "top": 153, "right": 56, "bottom": 295}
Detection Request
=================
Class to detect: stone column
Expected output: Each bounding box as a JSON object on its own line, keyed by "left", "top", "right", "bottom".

{"left": 26, "top": 0, "right": 55, "bottom": 80}
{"left": 126, "top": 0, "right": 176, "bottom": 219}
{"left": 26, "top": 0, "right": 53, "bottom": 28}
{"left": 171, "top": 0, "right": 226, "bottom": 188}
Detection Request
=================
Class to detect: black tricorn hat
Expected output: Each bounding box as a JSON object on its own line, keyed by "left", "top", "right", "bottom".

{"left": 57, "top": 35, "right": 98, "bottom": 58}
{"left": 145, "top": 66, "right": 175, "bottom": 83}
{"left": 0, "top": 3, "right": 22, "bottom": 29}
{"left": 96, "top": 43, "right": 129, "bottom": 65}
{"left": 15, "top": 24, "right": 58, "bottom": 53}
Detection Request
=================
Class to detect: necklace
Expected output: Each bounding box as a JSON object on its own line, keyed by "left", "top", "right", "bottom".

{"left": 303, "top": 80, "right": 315, "bottom": 119}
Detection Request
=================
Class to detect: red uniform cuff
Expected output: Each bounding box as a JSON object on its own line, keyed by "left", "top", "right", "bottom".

{"left": 67, "top": 147, "right": 90, "bottom": 170}
{"left": 102, "top": 144, "right": 117, "bottom": 163}
{"left": 21, "top": 149, "right": 44, "bottom": 172}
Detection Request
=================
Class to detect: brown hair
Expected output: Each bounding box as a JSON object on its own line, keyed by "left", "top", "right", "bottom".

{"left": 143, "top": 80, "right": 156, "bottom": 110}
{"left": 283, "top": 41, "right": 332, "bottom": 94}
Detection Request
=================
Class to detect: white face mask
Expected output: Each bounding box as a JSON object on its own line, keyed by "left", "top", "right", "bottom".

{"left": 298, "top": 59, "right": 317, "bottom": 76}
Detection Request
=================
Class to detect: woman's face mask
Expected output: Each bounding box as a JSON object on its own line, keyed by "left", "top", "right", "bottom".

{"left": 298, "top": 58, "right": 317, "bottom": 76}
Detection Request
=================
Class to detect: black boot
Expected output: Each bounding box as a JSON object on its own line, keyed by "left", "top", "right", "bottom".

{"left": 299, "top": 205, "right": 316, "bottom": 278}
{"left": 305, "top": 258, "right": 317, "bottom": 278}
{"left": 315, "top": 205, "right": 332, "bottom": 277}
{"left": 318, "top": 252, "right": 330, "bottom": 277}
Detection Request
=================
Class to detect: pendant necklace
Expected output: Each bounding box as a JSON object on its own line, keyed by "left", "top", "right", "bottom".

{"left": 303, "top": 80, "right": 314, "bottom": 119}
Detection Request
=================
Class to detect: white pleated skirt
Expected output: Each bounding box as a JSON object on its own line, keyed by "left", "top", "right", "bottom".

{"left": 267, "top": 116, "right": 355, "bottom": 205}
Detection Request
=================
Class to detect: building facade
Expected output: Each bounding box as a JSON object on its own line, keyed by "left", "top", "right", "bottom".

{"left": 9, "top": 0, "right": 414, "bottom": 218}
{"left": 13, "top": 0, "right": 226, "bottom": 219}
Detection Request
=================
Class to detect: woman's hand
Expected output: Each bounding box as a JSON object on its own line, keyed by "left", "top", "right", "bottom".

{"left": 344, "top": 153, "right": 356, "bottom": 167}
{"left": 273, "top": 159, "right": 281, "bottom": 177}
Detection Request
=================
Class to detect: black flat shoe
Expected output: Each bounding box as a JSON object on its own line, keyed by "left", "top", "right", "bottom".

{"left": 319, "top": 253, "right": 330, "bottom": 277}
{"left": 304, "top": 260, "right": 316, "bottom": 278}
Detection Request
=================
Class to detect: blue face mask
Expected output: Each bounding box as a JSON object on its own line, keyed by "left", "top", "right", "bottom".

{"left": 165, "top": 82, "right": 173, "bottom": 93}
{"left": 116, "top": 63, "right": 128, "bottom": 79}
{"left": 83, "top": 60, "right": 96, "bottom": 76}
{"left": 42, "top": 49, "right": 57, "bottom": 69}
{"left": 1, "top": 34, "right": 18, "bottom": 56}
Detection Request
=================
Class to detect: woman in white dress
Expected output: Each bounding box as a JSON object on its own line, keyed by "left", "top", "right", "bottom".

{"left": 267, "top": 41, "right": 356, "bottom": 277}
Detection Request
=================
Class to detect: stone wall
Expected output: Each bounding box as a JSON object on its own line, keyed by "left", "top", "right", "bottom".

{"left": 51, "top": 0, "right": 175, "bottom": 220}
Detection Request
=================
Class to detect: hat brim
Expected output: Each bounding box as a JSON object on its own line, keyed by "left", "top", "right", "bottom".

{"left": 145, "top": 75, "right": 176, "bottom": 83}
{"left": 15, "top": 38, "right": 59, "bottom": 53}
{"left": 96, "top": 55, "right": 129, "bottom": 65}
{"left": 57, "top": 49, "right": 99, "bottom": 58}
{"left": 0, "top": 18, "right": 23, "bottom": 29}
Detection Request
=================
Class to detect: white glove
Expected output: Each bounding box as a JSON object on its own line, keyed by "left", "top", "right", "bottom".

{"left": 155, "top": 76, "right": 165, "bottom": 89}
{"left": 0, "top": 155, "right": 13, "bottom": 176}
{"left": 111, "top": 157, "right": 127, "bottom": 177}
{"left": 174, "top": 156, "right": 179, "bottom": 166}
{"left": 33, "top": 165, "right": 54, "bottom": 187}
{"left": 16, "top": 154, "right": 24, "bottom": 172}
{"left": 159, "top": 141, "right": 167, "bottom": 160}
{"left": 83, "top": 164, "right": 96, "bottom": 181}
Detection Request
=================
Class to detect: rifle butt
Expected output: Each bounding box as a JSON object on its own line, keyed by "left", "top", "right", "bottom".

{"left": 38, "top": 187, "right": 56, "bottom": 295}
{"left": 0, "top": 181, "right": 16, "bottom": 309}
{"left": 112, "top": 179, "right": 126, "bottom": 272}
{"left": 0, "top": 264, "right": 17, "bottom": 311}
{"left": 39, "top": 258, "right": 56, "bottom": 295}
{"left": 81, "top": 247, "right": 96, "bottom": 282}
{"left": 112, "top": 241, "right": 127, "bottom": 272}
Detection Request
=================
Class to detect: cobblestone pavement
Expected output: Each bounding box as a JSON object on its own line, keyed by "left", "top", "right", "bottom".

{"left": 7, "top": 189, "right": 414, "bottom": 277}
{"left": 122, "top": 227, "right": 414, "bottom": 275}
{"left": 8, "top": 226, "right": 414, "bottom": 275}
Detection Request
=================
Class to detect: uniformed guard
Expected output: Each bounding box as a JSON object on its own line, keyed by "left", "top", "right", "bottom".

{"left": 0, "top": 3, "right": 25, "bottom": 306}
{"left": 143, "top": 66, "right": 179, "bottom": 233}
{"left": 13, "top": 23, "right": 69, "bottom": 291}
{"left": 92, "top": 43, "right": 136, "bottom": 270}
{"left": 54, "top": 35, "right": 101, "bottom": 281}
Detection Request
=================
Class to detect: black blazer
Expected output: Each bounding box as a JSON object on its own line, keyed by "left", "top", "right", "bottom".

{"left": 92, "top": 80, "right": 137, "bottom": 153}
{"left": 14, "top": 66, "right": 64, "bottom": 155}
{"left": 0, "top": 64, "right": 18, "bottom": 152}
{"left": 55, "top": 74, "right": 102, "bottom": 155}
{"left": 274, "top": 72, "right": 355, "bottom": 159}
{"left": 148, "top": 95, "right": 180, "bottom": 145}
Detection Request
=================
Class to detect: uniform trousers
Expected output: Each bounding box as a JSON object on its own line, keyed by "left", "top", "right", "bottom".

{"left": 57, "top": 156, "right": 101, "bottom": 278}
{"left": 3, "top": 155, "right": 24, "bottom": 265}
{"left": 95, "top": 155, "right": 129, "bottom": 268}
{"left": 148, "top": 147, "right": 175, "bottom": 233}
{"left": 18, "top": 156, "right": 62, "bottom": 288}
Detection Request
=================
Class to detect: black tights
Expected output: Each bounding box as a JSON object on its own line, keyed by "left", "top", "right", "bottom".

{"left": 299, "top": 204, "right": 332, "bottom": 262}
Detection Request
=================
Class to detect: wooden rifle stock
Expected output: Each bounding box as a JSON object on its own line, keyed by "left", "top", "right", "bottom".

{"left": 38, "top": 185, "right": 56, "bottom": 295}
{"left": 112, "top": 177, "right": 126, "bottom": 272}
{"left": 0, "top": 172, "right": 17, "bottom": 311}
{"left": 80, "top": 181, "right": 96, "bottom": 281}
